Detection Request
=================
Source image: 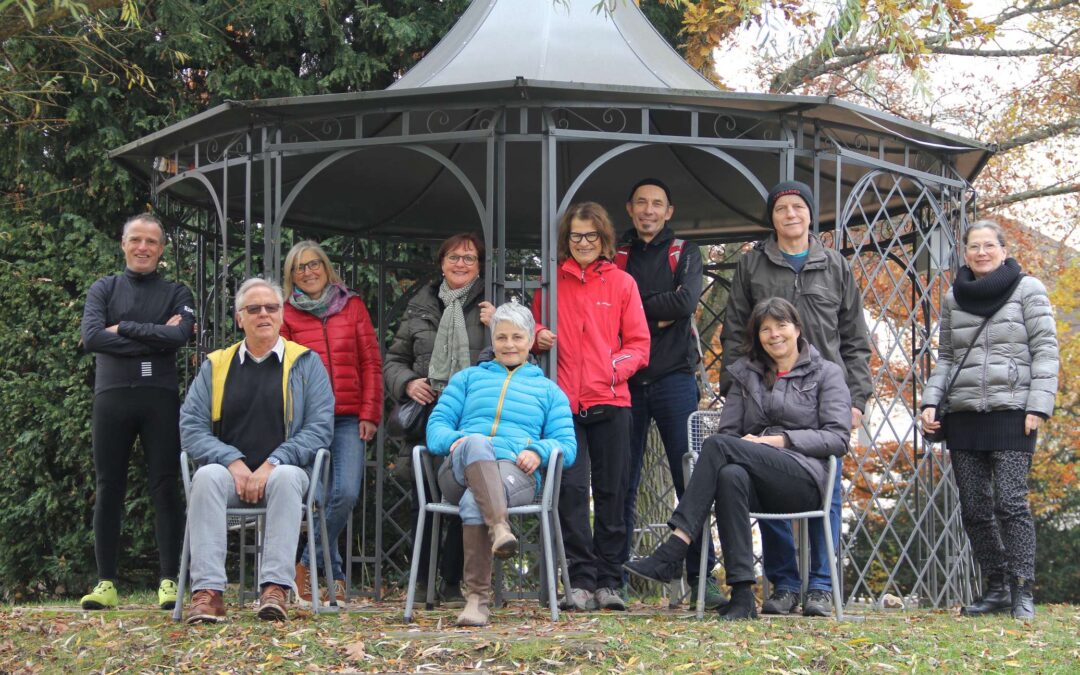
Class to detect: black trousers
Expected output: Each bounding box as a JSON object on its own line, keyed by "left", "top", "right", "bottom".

{"left": 91, "top": 387, "right": 185, "bottom": 580}
{"left": 669, "top": 434, "right": 820, "bottom": 587}
{"left": 559, "top": 407, "right": 631, "bottom": 591}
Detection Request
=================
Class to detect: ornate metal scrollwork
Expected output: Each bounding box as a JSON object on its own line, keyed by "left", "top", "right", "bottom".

{"left": 550, "top": 106, "right": 628, "bottom": 133}
{"left": 203, "top": 133, "right": 248, "bottom": 164}
{"left": 710, "top": 114, "right": 779, "bottom": 141}
{"left": 282, "top": 117, "right": 346, "bottom": 144}
{"left": 424, "top": 108, "right": 498, "bottom": 133}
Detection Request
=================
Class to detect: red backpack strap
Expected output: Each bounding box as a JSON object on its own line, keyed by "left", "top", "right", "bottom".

{"left": 614, "top": 244, "right": 631, "bottom": 271}
{"left": 667, "top": 238, "right": 684, "bottom": 276}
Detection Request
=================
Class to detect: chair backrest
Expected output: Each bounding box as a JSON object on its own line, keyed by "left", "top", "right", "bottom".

{"left": 178, "top": 448, "right": 331, "bottom": 508}
{"left": 687, "top": 409, "right": 726, "bottom": 460}
{"left": 412, "top": 444, "right": 565, "bottom": 509}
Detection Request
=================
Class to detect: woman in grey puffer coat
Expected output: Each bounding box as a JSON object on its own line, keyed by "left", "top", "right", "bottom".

{"left": 624, "top": 298, "right": 851, "bottom": 620}
{"left": 920, "top": 220, "right": 1058, "bottom": 620}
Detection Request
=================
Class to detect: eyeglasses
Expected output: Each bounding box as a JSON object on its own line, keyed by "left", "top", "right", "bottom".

{"left": 241, "top": 303, "right": 281, "bottom": 315}
{"left": 294, "top": 259, "right": 323, "bottom": 273}
{"left": 446, "top": 254, "right": 478, "bottom": 266}
{"left": 965, "top": 243, "right": 1001, "bottom": 254}
{"left": 568, "top": 231, "right": 601, "bottom": 243}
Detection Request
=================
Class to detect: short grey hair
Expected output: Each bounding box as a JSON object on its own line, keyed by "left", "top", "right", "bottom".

{"left": 963, "top": 219, "right": 1007, "bottom": 247}
{"left": 489, "top": 301, "right": 535, "bottom": 338}
{"left": 235, "top": 277, "right": 284, "bottom": 313}
{"left": 122, "top": 212, "right": 165, "bottom": 240}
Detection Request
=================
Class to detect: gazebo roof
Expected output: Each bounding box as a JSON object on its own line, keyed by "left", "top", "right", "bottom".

{"left": 389, "top": 0, "right": 718, "bottom": 91}
{"left": 109, "top": 0, "right": 992, "bottom": 241}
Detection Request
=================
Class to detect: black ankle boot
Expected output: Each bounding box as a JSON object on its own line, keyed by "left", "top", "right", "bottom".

{"left": 623, "top": 536, "right": 688, "bottom": 584}
{"left": 717, "top": 582, "right": 758, "bottom": 621}
{"left": 1010, "top": 577, "right": 1035, "bottom": 620}
{"left": 960, "top": 573, "right": 1011, "bottom": 616}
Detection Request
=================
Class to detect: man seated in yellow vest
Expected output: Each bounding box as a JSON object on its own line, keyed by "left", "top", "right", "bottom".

{"left": 178, "top": 278, "right": 334, "bottom": 623}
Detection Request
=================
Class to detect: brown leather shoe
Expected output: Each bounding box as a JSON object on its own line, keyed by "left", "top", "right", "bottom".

{"left": 257, "top": 584, "right": 289, "bottom": 621}
{"left": 185, "top": 589, "right": 226, "bottom": 624}
{"left": 294, "top": 562, "right": 313, "bottom": 605}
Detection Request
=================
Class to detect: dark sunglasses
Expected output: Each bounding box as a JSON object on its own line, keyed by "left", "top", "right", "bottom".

{"left": 241, "top": 303, "right": 281, "bottom": 315}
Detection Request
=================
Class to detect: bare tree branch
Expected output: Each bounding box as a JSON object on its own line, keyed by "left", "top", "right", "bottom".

{"left": 996, "top": 117, "right": 1080, "bottom": 152}
{"left": 769, "top": 0, "right": 1080, "bottom": 93}
{"left": 982, "top": 183, "right": 1080, "bottom": 209}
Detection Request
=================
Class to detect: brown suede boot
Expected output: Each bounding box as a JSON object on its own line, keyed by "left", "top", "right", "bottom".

{"left": 463, "top": 461, "right": 518, "bottom": 558}
{"left": 457, "top": 525, "right": 493, "bottom": 626}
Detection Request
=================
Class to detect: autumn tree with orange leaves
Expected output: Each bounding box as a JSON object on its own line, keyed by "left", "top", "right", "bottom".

{"left": 657, "top": 0, "right": 1080, "bottom": 600}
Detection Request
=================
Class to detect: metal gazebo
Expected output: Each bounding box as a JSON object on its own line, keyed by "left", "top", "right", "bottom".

{"left": 111, "top": 0, "right": 992, "bottom": 609}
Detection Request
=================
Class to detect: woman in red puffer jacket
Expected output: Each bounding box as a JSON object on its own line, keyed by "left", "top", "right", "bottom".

{"left": 281, "top": 240, "right": 382, "bottom": 603}
{"left": 531, "top": 202, "right": 650, "bottom": 611}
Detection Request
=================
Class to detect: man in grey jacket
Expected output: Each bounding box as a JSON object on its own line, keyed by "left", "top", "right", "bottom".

{"left": 719, "top": 181, "right": 871, "bottom": 617}
{"left": 179, "top": 278, "right": 334, "bottom": 623}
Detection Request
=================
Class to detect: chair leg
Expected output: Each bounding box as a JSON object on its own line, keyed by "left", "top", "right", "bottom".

{"left": 426, "top": 512, "right": 441, "bottom": 609}
{"left": 798, "top": 519, "right": 810, "bottom": 604}
{"left": 306, "top": 507, "right": 322, "bottom": 615}
{"left": 553, "top": 510, "right": 572, "bottom": 602}
{"left": 822, "top": 514, "right": 843, "bottom": 621}
{"left": 403, "top": 504, "right": 428, "bottom": 623}
{"left": 696, "top": 519, "right": 709, "bottom": 619}
{"left": 172, "top": 524, "right": 190, "bottom": 622}
{"left": 317, "top": 504, "right": 339, "bottom": 611}
{"left": 253, "top": 516, "right": 266, "bottom": 605}
{"left": 540, "top": 506, "right": 558, "bottom": 621}
{"left": 238, "top": 517, "right": 248, "bottom": 605}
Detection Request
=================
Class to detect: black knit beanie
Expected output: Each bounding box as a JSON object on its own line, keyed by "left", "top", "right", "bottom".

{"left": 764, "top": 181, "right": 815, "bottom": 229}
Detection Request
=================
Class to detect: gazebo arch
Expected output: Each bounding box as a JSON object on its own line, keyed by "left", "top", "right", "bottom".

{"left": 111, "top": 0, "right": 992, "bottom": 610}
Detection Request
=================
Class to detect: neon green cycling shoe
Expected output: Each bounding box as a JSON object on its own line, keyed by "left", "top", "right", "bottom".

{"left": 158, "top": 578, "right": 178, "bottom": 610}
{"left": 80, "top": 580, "right": 118, "bottom": 610}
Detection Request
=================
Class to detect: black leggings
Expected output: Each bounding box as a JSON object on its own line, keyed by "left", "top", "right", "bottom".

{"left": 92, "top": 388, "right": 185, "bottom": 580}
{"left": 951, "top": 449, "right": 1035, "bottom": 580}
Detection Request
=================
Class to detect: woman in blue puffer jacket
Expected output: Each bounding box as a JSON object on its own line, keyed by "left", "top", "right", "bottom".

{"left": 426, "top": 302, "right": 577, "bottom": 627}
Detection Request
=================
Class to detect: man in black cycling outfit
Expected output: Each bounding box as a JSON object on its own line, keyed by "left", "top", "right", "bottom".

{"left": 79, "top": 213, "right": 195, "bottom": 610}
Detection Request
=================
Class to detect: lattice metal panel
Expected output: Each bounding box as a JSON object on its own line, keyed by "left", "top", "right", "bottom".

{"left": 836, "top": 172, "right": 977, "bottom": 609}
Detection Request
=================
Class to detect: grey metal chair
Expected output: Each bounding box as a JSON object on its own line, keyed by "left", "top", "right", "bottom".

{"left": 171, "top": 448, "right": 338, "bottom": 621}
{"left": 683, "top": 410, "right": 843, "bottom": 620}
{"left": 403, "top": 444, "right": 572, "bottom": 622}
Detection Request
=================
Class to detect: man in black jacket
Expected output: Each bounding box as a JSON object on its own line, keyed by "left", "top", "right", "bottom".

{"left": 79, "top": 213, "right": 195, "bottom": 611}
{"left": 618, "top": 178, "right": 722, "bottom": 609}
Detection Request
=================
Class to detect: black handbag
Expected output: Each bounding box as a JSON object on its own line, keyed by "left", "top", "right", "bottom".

{"left": 387, "top": 398, "right": 434, "bottom": 442}
{"left": 923, "top": 313, "right": 993, "bottom": 444}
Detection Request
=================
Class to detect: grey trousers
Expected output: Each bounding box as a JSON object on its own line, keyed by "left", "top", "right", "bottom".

{"left": 188, "top": 463, "right": 309, "bottom": 592}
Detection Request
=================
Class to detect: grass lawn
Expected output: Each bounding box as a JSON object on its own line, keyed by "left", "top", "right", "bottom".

{"left": 1, "top": 594, "right": 1077, "bottom": 673}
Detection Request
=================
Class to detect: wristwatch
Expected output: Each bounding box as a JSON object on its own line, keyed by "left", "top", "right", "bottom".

{"left": 267, "top": 456, "right": 281, "bottom": 466}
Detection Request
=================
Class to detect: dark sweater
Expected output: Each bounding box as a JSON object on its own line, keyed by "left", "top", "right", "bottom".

{"left": 619, "top": 226, "right": 703, "bottom": 385}
{"left": 218, "top": 351, "right": 286, "bottom": 470}
{"left": 81, "top": 268, "right": 196, "bottom": 393}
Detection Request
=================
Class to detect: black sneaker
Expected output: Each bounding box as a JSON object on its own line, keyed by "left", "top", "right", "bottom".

{"left": 623, "top": 537, "right": 688, "bottom": 584}
{"left": 761, "top": 589, "right": 799, "bottom": 615}
{"left": 802, "top": 589, "right": 833, "bottom": 617}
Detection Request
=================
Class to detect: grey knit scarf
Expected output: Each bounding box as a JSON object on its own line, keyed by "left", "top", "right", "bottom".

{"left": 428, "top": 278, "right": 476, "bottom": 391}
